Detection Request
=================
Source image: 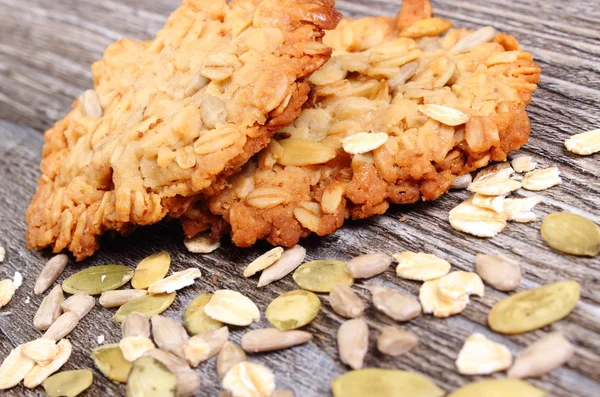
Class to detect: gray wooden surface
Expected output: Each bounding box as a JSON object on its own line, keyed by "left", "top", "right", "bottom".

{"left": 0, "top": 0, "right": 599, "bottom": 396}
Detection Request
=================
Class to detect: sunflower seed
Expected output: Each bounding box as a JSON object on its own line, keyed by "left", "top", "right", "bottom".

{"left": 81, "top": 89, "right": 102, "bottom": 119}
{"left": 34, "top": 254, "right": 68, "bottom": 295}
{"left": 370, "top": 286, "right": 421, "bottom": 322}
{"left": 43, "top": 312, "right": 80, "bottom": 341}
{"left": 122, "top": 312, "right": 151, "bottom": 338}
{"left": 329, "top": 284, "right": 365, "bottom": 319}
{"left": 241, "top": 328, "right": 312, "bottom": 353}
{"left": 451, "top": 26, "right": 497, "bottom": 53}
{"left": 450, "top": 174, "right": 473, "bottom": 190}
{"left": 377, "top": 326, "right": 418, "bottom": 357}
{"left": 100, "top": 289, "right": 148, "bottom": 308}
{"left": 475, "top": 254, "right": 521, "bottom": 291}
{"left": 61, "top": 293, "right": 95, "bottom": 319}
{"left": 183, "top": 234, "right": 220, "bottom": 253}
{"left": 258, "top": 245, "right": 306, "bottom": 287}
{"left": 338, "top": 318, "right": 369, "bottom": 370}
{"left": 508, "top": 332, "right": 574, "bottom": 379}
{"left": 34, "top": 285, "right": 64, "bottom": 331}
{"left": 243, "top": 247, "right": 284, "bottom": 278}
{"left": 151, "top": 315, "right": 189, "bottom": 358}
{"left": 346, "top": 253, "right": 392, "bottom": 279}
{"left": 216, "top": 342, "right": 246, "bottom": 380}
{"left": 148, "top": 268, "right": 201, "bottom": 295}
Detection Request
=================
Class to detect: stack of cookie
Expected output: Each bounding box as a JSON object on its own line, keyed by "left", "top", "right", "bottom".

{"left": 25, "top": 0, "right": 540, "bottom": 260}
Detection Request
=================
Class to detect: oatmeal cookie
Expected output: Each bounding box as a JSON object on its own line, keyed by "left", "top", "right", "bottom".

{"left": 180, "top": 0, "right": 541, "bottom": 247}
{"left": 26, "top": 0, "right": 341, "bottom": 260}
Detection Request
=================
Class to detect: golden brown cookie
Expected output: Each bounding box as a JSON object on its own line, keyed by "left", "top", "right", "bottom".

{"left": 26, "top": 0, "right": 341, "bottom": 260}
{"left": 180, "top": 0, "right": 541, "bottom": 248}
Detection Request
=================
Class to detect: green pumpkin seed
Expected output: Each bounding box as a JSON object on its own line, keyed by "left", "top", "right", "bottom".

{"left": 42, "top": 369, "right": 93, "bottom": 397}
{"left": 126, "top": 356, "right": 177, "bottom": 397}
{"left": 293, "top": 260, "right": 353, "bottom": 293}
{"left": 266, "top": 290, "right": 321, "bottom": 330}
{"left": 488, "top": 280, "right": 580, "bottom": 334}
{"left": 131, "top": 252, "right": 171, "bottom": 289}
{"left": 448, "top": 379, "right": 547, "bottom": 397}
{"left": 332, "top": 369, "right": 444, "bottom": 397}
{"left": 541, "top": 212, "right": 600, "bottom": 256}
{"left": 92, "top": 344, "right": 133, "bottom": 383}
{"left": 183, "top": 293, "right": 224, "bottom": 335}
{"left": 62, "top": 265, "right": 134, "bottom": 295}
{"left": 113, "top": 292, "right": 176, "bottom": 323}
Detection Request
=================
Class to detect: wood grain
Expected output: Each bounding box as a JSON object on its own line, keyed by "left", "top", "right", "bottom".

{"left": 0, "top": 0, "right": 599, "bottom": 396}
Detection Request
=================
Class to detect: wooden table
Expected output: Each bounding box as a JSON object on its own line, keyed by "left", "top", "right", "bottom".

{"left": 0, "top": 0, "right": 598, "bottom": 396}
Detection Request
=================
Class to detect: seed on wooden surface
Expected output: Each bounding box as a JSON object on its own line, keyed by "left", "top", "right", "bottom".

{"left": 183, "top": 293, "right": 224, "bottom": 335}
{"left": 100, "top": 289, "right": 148, "bottom": 308}
{"left": 126, "top": 356, "right": 177, "bottom": 397}
{"left": 119, "top": 336, "right": 155, "bottom": 362}
{"left": 131, "top": 252, "right": 171, "bottom": 290}
{"left": 21, "top": 339, "right": 59, "bottom": 363}
{"left": 293, "top": 260, "right": 353, "bottom": 293}
{"left": 42, "top": 369, "right": 93, "bottom": 397}
{"left": 346, "top": 253, "right": 392, "bottom": 279}
{"left": 122, "top": 312, "right": 151, "bottom": 338}
{"left": 92, "top": 344, "right": 133, "bottom": 383}
{"left": 143, "top": 349, "right": 200, "bottom": 397}
{"left": 222, "top": 362, "right": 275, "bottom": 397}
{"left": 0, "top": 279, "right": 16, "bottom": 308}
{"left": 113, "top": 292, "right": 176, "bottom": 323}
{"left": 61, "top": 293, "right": 95, "bottom": 319}
{"left": 447, "top": 379, "right": 546, "bottom": 397}
{"left": 438, "top": 271, "right": 485, "bottom": 299}
{"left": 183, "top": 233, "right": 220, "bottom": 253}
{"left": 508, "top": 332, "right": 574, "bottom": 379}
{"left": 341, "top": 132, "right": 389, "bottom": 154}
{"left": 148, "top": 268, "right": 201, "bottom": 295}
{"left": 81, "top": 89, "right": 102, "bottom": 119}
{"left": 204, "top": 290, "right": 260, "bottom": 326}
{"left": 419, "top": 279, "right": 469, "bottom": 318}
{"left": 541, "top": 212, "right": 600, "bottom": 256}
{"left": 331, "top": 369, "right": 445, "bottom": 397}
{"left": 258, "top": 245, "right": 306, "bottom": 287}
{"left": 241, "top": 328, "right": 312, "bottom": 353}
{"left": 475, "top": 254, "right": 521, "bottom": 291}
{"left": 511, "top": 156, "right": 537, "bottom": 173}
{"left": 449, "top": 196, "right": 507, "bottom": 237}
{"left": 376, "top": 326, "right": 418, "bottom": 357}
{"left": 62, "top": 265, "right": 134, "bottom": 295}
{"left": 217, "top": 342, "right": 246, "bottom": 380}
{"left": 266, "top": 290, "right": 321, "bottom": 330}
{"left": 183, "top": 326, "right": 229, "bottom": 367}
{"left": 329, "top": 284, "right": 364, "bottom": 319}
{"left": 418, "top": 104, "right": 469, "bottom": 126}
{"left": 488, "top": 280, "right": 580, "bottom": 334}
{"left": 0, "top": 246, "right": 4, "bottom": 262}
{"left": 338, "top": 318, "right": 368, "bottom": 370}
{"left": 393, "top": 251, "right": 451, "bottom": 281}
{"left": 34, "top": 285, "right": 64, "bottom": 331}
{"left": 450, "top": 174, "right": 473, "bottom": 190}
{"left": 370, "top": 286, "right": 421, "bottom": 322}
{"left": 24, "top": 339, "right": 72, "bottom": 388}
{"left": 43, "top": 312, "right": 80, "bottom": 341}
{"left": 521, "top": 167, "right": 561, "bottom": 191}
{"left": 564, "top": 128, "right": 600, "bottom": 155}
{"left": 0, "top": 346, "right": 35, "bottom": 390}
{"left": 34, "top": 254, "right": 68, "bottom": 295}
{"left": 456, "top": 333, "right": 512, "bottom": 375}
{"left": 151, "top": 315, "right": 189, "bottom": 358}
{"left": 243, "top": 247, "right": 284, "bottom": 278}
{"left": 473, "top": 163, "right": 514, "bottom": 182}
{"left": 451, "top": 26, "right": 498, "bottom": 53}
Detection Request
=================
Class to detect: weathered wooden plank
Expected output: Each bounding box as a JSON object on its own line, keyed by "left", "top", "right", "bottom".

{"left": 0, "top": 0, "right": 599, "bottom": 396}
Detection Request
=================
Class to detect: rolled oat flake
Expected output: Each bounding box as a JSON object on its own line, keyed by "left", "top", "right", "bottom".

{"left": 540, "top": 212, "right": 600, "bottom": 256}
{"left": 266, "top": 290, "right": 321, "bottom": 330}
{"left": 488, "top": 280, "right": 580, "bottom": 334}
{"left": 293, "top": 260, "right": 353, "bottom": 293}
{"left": 42, "top": 369, "right": 93, "bottom": 397}
{"left": 126, "top": 356, "right": 177, "bottom": 397}
{"left": 62, "top": 265, "right": 134, "bottom": 295}
{"left": 331, "top": 369, "right": 444, "bottom": 397}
